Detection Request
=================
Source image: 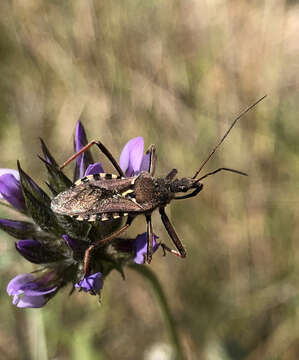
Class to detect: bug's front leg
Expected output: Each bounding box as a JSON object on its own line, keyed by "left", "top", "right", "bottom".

{"left": 159, "top": 207, "right": 186, "bottom": 258}
{"left": 146, "top": 144, "right": 156, "bottom": 176}
{"left": 160, "top": 243, "right": 182, "bottom": 258}
{"left": 83, "top": 216, "right": 133, "bottom": 275}
{"left": 60, "top": 140, "right": 125, "bottom": 177}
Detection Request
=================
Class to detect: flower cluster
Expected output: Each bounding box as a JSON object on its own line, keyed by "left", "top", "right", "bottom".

{"left": 2, "top": 122, "right": 159, "bottom": 308}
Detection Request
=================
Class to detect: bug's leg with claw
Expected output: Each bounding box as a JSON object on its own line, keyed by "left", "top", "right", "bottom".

{"left": 145, "top": 214, "right": 154, "bottom": 263}
{"left": 159, "top": 207, "right": 186, "bottom": 258}
{"left": 160, "top": 243, "right": 181, "bottom": 257}
{"left": 83, "top": 217, "right": 133, "bottom": 275}
{"left": 60, "top": 140, "right": 125, "bottom": 177}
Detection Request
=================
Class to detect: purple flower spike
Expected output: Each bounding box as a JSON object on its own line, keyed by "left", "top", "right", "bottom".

{"left": 74, "top": 121, "right": 92, "bottom": 178}
{"left": 133, "top": 232, "right": 160, "bottom": 264}
{"left": 119, "top": 137, "right": 144, "bottom": 177}
{"left": 0, "top": 174, "right": 26, "bottom": 211}
{"left": 84, "top": 163, "right": 104, "bottom": 176}
{"left": 16, "top": 239, "right": 40, "bottom": 253}
{"left": 7, "top": 273, "right": 57, "bottom": 308}
{"left": 16, "top": 240, "right": 43, "bottom": 264}
{"left": 75, "top": 272, "right": 103, "bottom": 294}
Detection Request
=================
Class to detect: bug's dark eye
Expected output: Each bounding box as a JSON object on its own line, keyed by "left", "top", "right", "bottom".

{"left": 179, "top": 186, "right": 188, "bottom": 192}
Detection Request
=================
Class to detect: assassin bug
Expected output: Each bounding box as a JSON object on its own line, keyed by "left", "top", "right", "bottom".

{"left": 51, "top": 95, "right": 266, "bottom": 274}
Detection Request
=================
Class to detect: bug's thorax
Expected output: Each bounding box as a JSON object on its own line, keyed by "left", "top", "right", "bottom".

{"left": 133, "top": 171, "right": 174, "bottom": 208}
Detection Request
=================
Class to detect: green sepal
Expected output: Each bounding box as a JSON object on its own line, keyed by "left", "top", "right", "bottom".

{"left": 17, "top": 161, "right": 51, "bottom": 207}
{"left": 40, "top": 138, "right": 59, "bottom": 167}
{"left": 21, "top": 187, "right": 63, "bottom": 237}
{"left": 55, "top": 214, "right": 91, "bottom": 240}
{"left": 38, "top": 156, "right": 73, "bottom": 193}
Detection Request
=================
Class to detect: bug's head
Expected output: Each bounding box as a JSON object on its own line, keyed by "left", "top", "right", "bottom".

{"left": 163, "top": 169, "right": 203, "bottom": 200}
{"left": 170, "top": 177, "right": 203, "bottom": 195}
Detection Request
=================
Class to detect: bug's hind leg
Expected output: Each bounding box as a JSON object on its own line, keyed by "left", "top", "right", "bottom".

{"left": 83, "top": 217, "right": 133, "bottom": 275}
{"left": 60, "top": 140, "right": 125, "bottom": 177}
{"left": 159, "top": 207, "right": 186, "bottom": 258}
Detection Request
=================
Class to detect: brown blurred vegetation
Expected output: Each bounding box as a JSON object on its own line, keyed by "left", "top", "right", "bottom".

{"left": 0, "top": 1, "right": 299, "bottom": 359}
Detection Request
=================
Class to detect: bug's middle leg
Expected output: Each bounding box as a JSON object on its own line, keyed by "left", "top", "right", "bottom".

{"left": 145, "top": 214, "right": 154, "bottom": 263}
{"left": 83, "top": 217, "right": 133, "bottom": 275}
{"left": 60, "top": 140, "right": 125, "bottom": 177}
{"left": 159, "top": 207, "right": 186, "bottom": 258}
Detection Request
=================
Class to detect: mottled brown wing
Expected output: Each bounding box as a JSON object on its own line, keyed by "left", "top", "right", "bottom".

{"left": 51, "top": 183, "right": 146, "bottom": 217}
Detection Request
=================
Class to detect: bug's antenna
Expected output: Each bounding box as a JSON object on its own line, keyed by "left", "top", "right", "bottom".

{"left": 192, "top": 95, "right": 267, "bottom": 179}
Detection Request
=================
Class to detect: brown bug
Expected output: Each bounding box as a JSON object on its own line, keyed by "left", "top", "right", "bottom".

{"left": 51, "top": 95, "right": 266, "bottom": 274}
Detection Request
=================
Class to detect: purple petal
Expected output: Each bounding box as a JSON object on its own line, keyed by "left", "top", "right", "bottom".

{"left": 7, "top": 273, "right": 57, "bottom": 308}
{"left": 140, "top": 153, "right": 150, "bottom": 172}
{"left": 0, "top": 218, "right": 33, "bottom": 231}
{"left": 133, "top": 232, "right": 159, "bottom": 264}
{"left": 7, "top": 274, "right": 35, "bottom": 296}
{"left": 16, "top": 294, "right": 48, "bottom": 308}
{"left": 17, "top": 239, "right": 40, "bottom": 253}
{"left": 84, "top": 163, "right": 104, "bottom": 176}
{"left": 74, "top": 121, "right": 88, "bottom": 178}
{"left": 75, "top": 272, "right": 103, "bottom": 294}
{"left": 62, "top": 234, "right": 77, "bottom": 249}
{"left": 16, "top": 240, "right": 42, "bottom": 263}
{"left": 0, "top": 174, "right": 26, "bottom": 211}
{"left": 0, "top": 168, "right": 19, "bottom": 180}
{"left": 119, "top": 137, "right": 144, "bottom": 177}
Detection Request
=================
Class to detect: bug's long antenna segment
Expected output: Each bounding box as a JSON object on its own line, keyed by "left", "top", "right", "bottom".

{"left": 195, "top": 167, "right": 248, "bottom": 183}
{"left": 192, "top": 95, "right": 267, "bottom": 179}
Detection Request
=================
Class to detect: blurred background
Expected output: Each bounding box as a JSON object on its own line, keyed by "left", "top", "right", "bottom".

{"left": 0, "top": 0, "right": 299, "bottom": 359}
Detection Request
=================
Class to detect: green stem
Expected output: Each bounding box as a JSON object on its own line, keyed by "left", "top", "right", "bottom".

{"left": 129, "top": 264, "right": 185, "bottom": 360}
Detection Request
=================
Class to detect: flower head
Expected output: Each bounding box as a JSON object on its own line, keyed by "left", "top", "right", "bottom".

{"left": 119, "top": 137, "right": 151, "bottom": 176}
{"left": 0, "top": 174, "right": 26, "bottom": 211}
{"left": 75, "top": 272, "right": 103, "bottom": 294}
{"left": 7, "top": 273, "right": 58, "bottom": 308}
{"left": 3, "top": 121, "right": 161, "bottom": 308}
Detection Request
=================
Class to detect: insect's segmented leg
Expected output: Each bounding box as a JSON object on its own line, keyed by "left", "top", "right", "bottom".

{"left": 60, "top": 140, "right": 125, "bottom": 177}
{"left": 146, "top": 144, "right": 156, "bottom": 176}
{"left": 145, "top": 214, "right": 153, "bottom": 263}
{"left": 83, "top": 216, "right": 133, "bottom": 275}
{"left": 159, "top": 207, "right": 186, "bottom": 258}
{"left": 160, "top": 243, "right": 182, "bottom": 258}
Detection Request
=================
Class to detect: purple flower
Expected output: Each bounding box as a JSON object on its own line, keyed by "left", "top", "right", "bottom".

{"left": 75, "top": 272, "right": 103, "bottom": 294}
{"left": 0, "top": 173, "right": 26, "bottom": 211}
{"left": 119, "top": 137, "right": 151, "bottom": 177}
{"left": 74, "top": 121, "right": 94, "bottom": 178}
{"left": 133, "top": 232, "right": 160, "bottom": 264}
{"left": 84, "top": 163, "right": 104, "bottom": 176}
{"left": 16, "top": 240, "right": 41, "bottom": 263}
{"left": 0, "top": 168, "right": 20, "bottom": 180}
{"left": 3, "top": 121, "right": 162, "bottom": 309}
{"left": 7, "top": 273, "right": 57, "bottom": 308}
